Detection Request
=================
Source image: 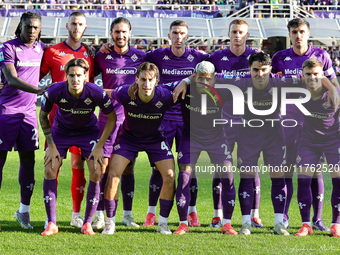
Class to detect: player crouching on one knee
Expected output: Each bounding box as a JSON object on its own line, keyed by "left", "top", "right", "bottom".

{"left": 40, "top": 58, "right": 116, "bottom": 236}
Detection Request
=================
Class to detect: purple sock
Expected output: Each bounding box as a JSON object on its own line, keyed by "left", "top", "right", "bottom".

{"left": 149, "top": 168, "right": 163, "bottom": 206}
{"left": 221, "top": 172, "right": 235, "bottom": 220}
{"left": 43, "top": 179, "right": 57, "bottom": 224}
{"left": 121, "top": 174, "right": 135, "bottom": 211}
{"left": 271, "top": 178, "right": 286, "bottom": 214}
{"left": 104, "top": 199, "right": 118, "bottom": 218}
{"left": 331, "top": 178, "right": 340, "bottom": 224}
{"left": 159, "top": 198, "right": 173, "bottom": 218}
{"left": 0, "top": 157, "right": 5, "bottom": 190}
{"left": 97, "top": 173, "right": 108, "bottom": 211}
{"left": 284, "top": 177, "right": 293, "bottom": 218}
{"left": 84, "top": 181, "right": 100, "bottom": 224}
{"left": 239, "top": 176, "right": 254, "bottom": 216}
{"left": 189, "top": 176, "right": 198, "bottom": 206}
{"left": 311, "top": 175, "right": 324, "bottom": 222}
{"left": 176, "top": 171, "right": 191, "bottom": 221}
{"left": 297, "top": 176, "right": 312, "bottom": 223}
{"left": 252, "top": 171, "right": 261, "bottom": 210}
{"left": 212, "top": 176, "right": 222, "bottom": 210}
{"left": 19, "top": 160, "right": 35, "bottom": 205}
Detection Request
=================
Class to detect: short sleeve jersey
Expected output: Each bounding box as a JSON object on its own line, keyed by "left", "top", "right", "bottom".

{"left": 112, "top": 85, "right": 174, "bottom": 141}
{"left": 146, "top": 47, "right": 209, "bottom": 121}
{"left": 40, "top": 41, "right": 94, "bottom": 83}
{"left": 0, "top": 37, "right": 45, "bottom": 117}
{"left": 41, "top": 81, "right": 113, "bottom": 132}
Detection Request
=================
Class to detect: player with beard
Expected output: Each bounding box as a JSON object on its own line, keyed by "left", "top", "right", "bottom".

{"left": 272, "top": 18, "right": 339, "bottom": 231}
{"left": 40, "top": 11, "right": 94, "bottom": 229}
{"left": 92, "top": 17, "right": 146, "bottom": 229}
{"left": 0, "top": 11, "right": 45, "bottom": 230}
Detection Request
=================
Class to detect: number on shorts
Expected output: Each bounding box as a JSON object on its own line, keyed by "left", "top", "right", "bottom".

{"left": 31, "top": 128, "right": 38, "bottom": 142}
{"left": 221, "top": 143, "right": 229, "bottom": 156}
{"left": 90, "top": 140, "right": 97, "bottom": 151}
{"left": 161, "top": 141, "right": 169, "bottom": 151}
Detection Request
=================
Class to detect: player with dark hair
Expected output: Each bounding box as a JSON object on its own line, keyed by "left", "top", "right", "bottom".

{"left": 0, "top": 11, "right": 45, "bottom": 230}
{"left": 102, "top": 62, "right": 176, "bottom": 235}
{"left": 40, "top": 58, "right": 116, "bottom": 236}
{"left": 272, "top": 18, "right": 338, "bottom": 230}
{"left": 295, "top": 58, "right": 340, "bottom": 237}
{"left": 208, "top": 18, "right": 263, "bottom": 228}
{"left": 40, "top": 11, "right": 94, "bottom": 229}
{"left": 92, "top": 17, "right": 146, "bottom": 229}
{"left": 143, "top": 19, "right": 209, "bottom": 228}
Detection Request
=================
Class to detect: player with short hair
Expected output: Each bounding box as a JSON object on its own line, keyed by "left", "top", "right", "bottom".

{"left": 92, "top": 17, "right": 146, "bottom": 229}
{"left": 272, "top": 18, "right": 338, "bottom": 230}
{"left": 144, "top": 19, "right": 209, "bottom": 227}
{"left": 208, "top": 18, "right": 263, "bottom": 228}
{"left": 0, "top": 11, "right": 45, "bottom": 230}
{"left": 295, "top": 58, "right": 340, "bottom": 237}
{"left": 40, "top": 58, "right": 116, "bottom": 236}
{"left": 40, "top": 11, "right": 94, "bottom": 229}
{"left": 172, "top": 61, "right": 237, "bottom": 235}
{"left": 102, "top": 62, "right": 176, "bottom": 235}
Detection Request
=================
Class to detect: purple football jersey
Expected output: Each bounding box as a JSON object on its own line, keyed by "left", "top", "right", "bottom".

{"left": 301, "top": 87, "right": 340, "bottom": 142}
{"left": 209, "top": 47, "right": 260, "bottom": 119}
{"left": 272, "top": 46, "right": 335, "bottom": 123}
{"left": 112, "top": 85, "right": 174, "bottom": 141}
{"left": 41, "top": 81, "right": 114, "bottom": 132}
{"left": 146, "top": 47, "right": 209, "bottom": 121}
{"left": 0, "top": 37, "right": 45, "bottom": 117}
{"left": 94, "top": 46, "right": 146, "bottom": 119}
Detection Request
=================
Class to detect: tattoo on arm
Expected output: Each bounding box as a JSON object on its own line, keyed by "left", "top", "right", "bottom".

{"left": 39, "top": 110, "right": 54, "bottom": 145}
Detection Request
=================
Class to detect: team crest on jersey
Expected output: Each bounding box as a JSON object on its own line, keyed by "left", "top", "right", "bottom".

{"left": 60, "top": 65, "right": 65, "bottom": 71}
{"left": 187, "top": 54, "right": 194, "bottom": 62}
{"left": 268, "top": 88, "right": 273, "bottom": 95}
{"left": 155, "top": 101, "right": 163, "bottom": 108}
{"left": 280, "top": 76, "right": 286, "bottom": 82}
{"left": 131, "top": 54, "right": 138, "bottom": 62}
{"left": 102, "top": 91, "right": 107, "bottom": 98}
{"left": 296, "top": 155, "right": 301, "bottom": 164}
{"left": 83, "top": 51, "right": 88, "bottom": 58}
{"left": 0, "top": 139, "right": 2, "bottom": 145}
{"left": 322, "top": 101, "right": 331, "bottom": 109}
{"left": 59, "top": 98, "right": 68, "bottom": 103}
{"left": 15, "top": 47, "right": 23, "bottom": 52}
{"left": 84, "top": 98, "right": 92, "bottom": 105}
{"left": 237, "top": 157, "right": 243, "bottom": 165}
{"left": 178, "top": 151, "right": 183, "bottom": 159}
{"left": 114, "top": 144, "right": 120, "bottom": 150}
{"left": 284, "top": 56, "right": 292, "bottom": 61}
{"left": 129, "top": 101, "right": 137, "bottom": 106}
{"left": 59, "top": 51, "right": 67, "bottom": 56}
{"left": 221, "top": 56, "right": 229, "bottom": 61}
{"left": 163, "top": 55, "right": 170, "bottom": 60}
{"left": 105, "top": 55, "right": 113, "bottom": 60}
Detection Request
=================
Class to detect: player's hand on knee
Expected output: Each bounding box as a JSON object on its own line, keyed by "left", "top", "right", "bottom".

{"left": 88, "top": 147, "right": 104, "bottom": 170}
{"left": 44, "top": 145, "right": 61, "bottom": 168}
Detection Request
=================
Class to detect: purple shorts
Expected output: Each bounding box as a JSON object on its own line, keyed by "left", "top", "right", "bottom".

{"left": 51, "top": 126, "right": 100, "bottom": 159}
{"left": 283, "top": 125, "right": 302, "bottom": 165}
{"left": 99, "top": 113, "right": 124, "bottom": 158}
{"left": 223, "top": 119, "right": 239, "bottom": 153}
{"left": 237, "top": 125, "right": 285, "bottom": 168}
{"left": 178, "top": 132, "right": 232, "bottom": 165}
{"left": 160, "top": 119, "right": 183, "bottom": 151}
{"left": 297, "top": 137, "right": 340, "bottom": 167}
{"left": 112, "top": 134, "right": 173, "bottom": 165}
{"left": 0, "top": 114, "right": 39, "bottom": 151}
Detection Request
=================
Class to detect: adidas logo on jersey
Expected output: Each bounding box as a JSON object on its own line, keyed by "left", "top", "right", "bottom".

{"left": 163, "top": 55, "right": 170, "bottom": 60}
{"left": 131, "top": 54, "right": 138, "bottom": 62}
{"left": 155, "top": 101, "right": 163, "bottom": 108}
{"left": 59, "top": 98, "right": 68, "bottom": 103}
{"left": 105, "top": 55, "right": 113, "bottom": 60}
{"left": 15, "top": 47, "right": 23, "bottom": 52}
{"left": 59, "top": 51, "right": 67, "bottom": 56}
{"left": 284, "top": 57, "right": 292, "bottom": 61}
{"left": 129, "top": 101, "right": 137, "bottom": 106}
{"left": 221, "top": 56, "right": 229, "bottom": 61}
{"left": 84, "top": 98, "right": 92, "bottom": 105}
{"left": 187, "top": 54, "right": 194, "bottom": 62}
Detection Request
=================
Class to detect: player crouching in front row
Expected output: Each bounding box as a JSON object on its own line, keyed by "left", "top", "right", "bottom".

{"left": 39, "top": 58, "right": 116, "bottom": 236}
